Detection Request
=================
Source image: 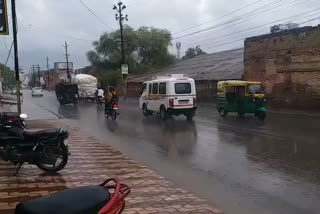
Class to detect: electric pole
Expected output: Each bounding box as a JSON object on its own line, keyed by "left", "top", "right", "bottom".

{"left": 113, "top": 1, "right": 128, "bottom": 100}
{"left": 46, "top": 56, "right": 50, "bottom": 90}
{"left": 32, "top": 65, "right": 40, "bottom": 87}
{"left": 64, "top": 41, "right": 71, "bottom": 83}
{"left": 11, "top": 0, "right": 21, "bottom": 113}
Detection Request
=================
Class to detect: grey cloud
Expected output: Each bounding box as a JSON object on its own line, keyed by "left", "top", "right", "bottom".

{"left": 0, "top": 0, "right": 317, "bottom": 71}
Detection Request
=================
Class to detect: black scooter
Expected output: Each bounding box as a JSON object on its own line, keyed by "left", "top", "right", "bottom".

{"left": 0, "top": 113, "right": 69, "bottom": 175}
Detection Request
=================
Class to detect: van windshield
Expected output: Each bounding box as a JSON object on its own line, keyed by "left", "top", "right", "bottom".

{"left": 247, "top": 84, "right": 262, "bottom": 94}
{"left": 175, "top": 83, "right": 191, "bottom": 94}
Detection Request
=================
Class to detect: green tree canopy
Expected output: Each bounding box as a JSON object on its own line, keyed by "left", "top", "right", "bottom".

{"left": 87, "top": 25, "right": 175, "bottom": 74}
{"left": 181, "top": 45, "right": 207, "bottom": 60}
{"left": 0, "top": 63, "right": 15, "bottom": 89}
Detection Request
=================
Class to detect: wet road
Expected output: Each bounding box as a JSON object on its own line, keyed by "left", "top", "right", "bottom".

{"left": 23, "top": 90, "right": 320, "bottom": 214}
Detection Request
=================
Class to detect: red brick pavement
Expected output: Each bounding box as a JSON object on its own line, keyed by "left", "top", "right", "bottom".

{"left": 0, "top": 127, "right": 222, "bottom": 214}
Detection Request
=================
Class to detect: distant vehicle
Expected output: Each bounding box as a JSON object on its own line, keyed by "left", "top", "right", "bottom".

{"left": 55, "top": 83, "right": 79, "bottom": 105}
{"left": 139, "top": 74, "right": 197, "bottom": 120}
{"left": 11, "top": 89, "right": 22, "bottom": 95}
{"left": 31, "top": 87, "right": 43, "bottom": 96}
{"left": 217, "top": 80, "right": 266, "bottom": 120}
{"left": 74, "top": 74, "right": 98, "bottom": 102}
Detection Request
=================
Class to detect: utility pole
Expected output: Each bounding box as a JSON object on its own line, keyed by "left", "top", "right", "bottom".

{"left": 11, "top": 0, "right": 21, "bottom": 113}
{"left": 64, "top": 41, "right": 71, "bottom": 83}
{"left": 46, "top": 56, "right": 50, "bottom": 90}
{"left": 113, "top": 1, "right": 128, "bottom": 100}
{"left": 32, "top": 65, "right": 40, "bottom": 87}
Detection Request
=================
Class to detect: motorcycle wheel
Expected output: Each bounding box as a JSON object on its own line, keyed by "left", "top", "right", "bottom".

{"left": 111, "top": 110, "right": 117, "bottom": 120}
{"left": 36, "top": 143, "right": 68, "bottom": 172}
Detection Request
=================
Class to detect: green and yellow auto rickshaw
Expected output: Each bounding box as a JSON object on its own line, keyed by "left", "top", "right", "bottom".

{"left": 217, "top": 81, "right": 266, "bottom": 120}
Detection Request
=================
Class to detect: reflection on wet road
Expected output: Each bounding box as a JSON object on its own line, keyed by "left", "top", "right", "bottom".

{"left": 23, "top": 91, "right": 320, "bottom": 214}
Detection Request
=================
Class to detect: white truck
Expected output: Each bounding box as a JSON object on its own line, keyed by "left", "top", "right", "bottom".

{"left": 73, "top": 74, "right": 98, "bottom": 101}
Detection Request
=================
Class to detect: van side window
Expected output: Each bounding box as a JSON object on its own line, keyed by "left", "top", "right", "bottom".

{"left": 152, "top": 83, "right": 158, "bottom": 94}
{"left": 148, "top": 83, "right": 152, "bottom": 94}
{"left": 159, "top": 82, "right": 166, "bottom": 94}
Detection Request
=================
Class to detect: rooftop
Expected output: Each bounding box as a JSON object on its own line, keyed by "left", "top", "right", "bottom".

{"left": 129, "top": 48, "right": 244, "bottom": 82}
{"left": 245, "top": 25, "right": 320, "bottom": 42}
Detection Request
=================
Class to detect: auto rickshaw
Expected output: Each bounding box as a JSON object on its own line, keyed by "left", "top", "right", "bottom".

{"left": 217, "top": 80, "right": 266, "bottom": 120}
{"left": 55, "top": 83, "right": 79, "bottom": 105}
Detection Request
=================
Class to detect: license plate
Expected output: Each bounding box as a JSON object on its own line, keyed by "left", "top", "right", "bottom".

{"left": 113, "top": 107, "right": 118, "bottom": 110}
{"left": 179, "top": 100, "right": 189, "bottom": 104}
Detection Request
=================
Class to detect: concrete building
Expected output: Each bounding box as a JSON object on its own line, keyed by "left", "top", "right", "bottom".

{"left": 244, "top": 25, "right": 320, "bottom": 109}
{"left": 44, "top": 62, "right": 75, "bottom": 90}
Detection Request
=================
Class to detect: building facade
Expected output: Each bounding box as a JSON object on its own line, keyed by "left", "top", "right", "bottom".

{"left": 45, "top": 62, "right": 75, "bottom": 90}
{"left": 244, "top": 26, "right": 320, "bottom": 109}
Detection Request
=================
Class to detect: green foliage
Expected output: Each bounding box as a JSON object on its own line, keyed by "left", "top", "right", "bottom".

{"left": 0, "top": 63, "right": 15, "bottom": 89}
{"left": 87, "top": 25, "right": 175, "bottom": 78}
{"left": 182, "top": 45, "right": 207, "bottom": 60}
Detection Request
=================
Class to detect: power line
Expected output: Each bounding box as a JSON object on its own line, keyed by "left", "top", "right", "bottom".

{"left": 172, "top": 0, "right": 265, "bottom": 35}
{"left": 18, "top": 20, "right": 94, "bottom": 43}
{"left": 172, "top": 0, "right": 296, "bottom": 40}
{"left": 186, "top": 1, "right": 318, "bottom": 46}
{"left": 78, "top": 0, "right": 113, "bottom": 31}
{"left": 194, "top": 8, "right": 320, "bottom": 51}
{"left": 298, "top": 16, "right": 320, "bottom": 25}
{"left": 4, "top": 41, "right": 14, "bottom": 66}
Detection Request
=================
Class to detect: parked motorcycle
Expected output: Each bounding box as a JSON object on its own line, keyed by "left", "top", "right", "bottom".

{"left": 0, "top": 114, "right": 69, "bottom": 175}
{"left": 0, "top": 112, "right": 26, "bottom": 128}
{"left": 15, "top": 178, "right": 131, "bottom": 214}
{"left": 105, "top": 102, "right": 119, "bottom": 120}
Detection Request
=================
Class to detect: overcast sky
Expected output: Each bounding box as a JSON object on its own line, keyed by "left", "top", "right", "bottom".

{"left": 0, "top": 0, "right": 318, "bottom": 72}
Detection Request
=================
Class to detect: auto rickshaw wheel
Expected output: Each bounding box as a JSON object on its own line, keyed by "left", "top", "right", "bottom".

{"left": 219, "top": 108, "right": 227, "bottom": 117}
{"left": 257, "top": 111, "right": 266, "bottom": 121}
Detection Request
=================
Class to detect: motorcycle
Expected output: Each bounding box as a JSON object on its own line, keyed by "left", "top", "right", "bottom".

{"left": 15, "top": 178, "right": 131, "bottom": 214}
{"left": 0, "top": 112, "right": 26, "bottom": 128}
{"left": 96, "top": 96, "right": 104, "bottom": 106}
{"left": 105, "top": 102, "right": 119, "bottom": 120}
{"left": 0, "top": 114, "right": 69, "bottom": 175}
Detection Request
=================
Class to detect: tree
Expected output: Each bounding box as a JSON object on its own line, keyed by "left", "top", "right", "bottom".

{"left": 0, "top": 63, "right": 15, "bottom": 89}
{"left": 86, "top": 25, "right": 175, "bottom": 77}
{"left": 182, "top": 45, "right": 207, "bottom": 60}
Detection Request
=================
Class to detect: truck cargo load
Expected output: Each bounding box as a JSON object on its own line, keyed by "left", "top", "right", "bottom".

{"left": 74, "top": 74, "right": 98, "bottom": 100}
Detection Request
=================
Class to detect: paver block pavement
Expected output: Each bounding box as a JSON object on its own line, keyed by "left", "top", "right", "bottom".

{"left": 0, "top": 127, "right": 222, "bottom": 214}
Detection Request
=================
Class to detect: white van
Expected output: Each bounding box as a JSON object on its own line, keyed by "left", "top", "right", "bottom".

{"left": 139, "top": 74, "right": 197, "bottom": 120}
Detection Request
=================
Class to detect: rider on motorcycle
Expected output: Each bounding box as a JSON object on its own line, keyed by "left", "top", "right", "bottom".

{"left": 96, "top": 87, "right": 105, "bottom": 98}
{"left": 105, "top": 86, "right": 117, "bottom": 112}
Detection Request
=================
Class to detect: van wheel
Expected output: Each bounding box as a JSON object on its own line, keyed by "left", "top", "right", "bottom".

{"left": 142, "top": 104, "right": 149, "bottom": 116}
{"left": 257, "top": 111, "right": 266, "bottom": 121}
{"left": 186, "top": 113, "right": 194, "bottom": 121}
{"left": 219, "top": 108, "right": 227, "bottom": 117}
{"left": 160, "top": 106, "right": 167, "bottom": 121}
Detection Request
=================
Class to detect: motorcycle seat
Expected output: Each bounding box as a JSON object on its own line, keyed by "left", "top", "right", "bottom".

{"left": 15, "top": 186, "right": 110, "bottom": 214}
{"left": 23, "top": 128, "right": 61, "bottom": 139}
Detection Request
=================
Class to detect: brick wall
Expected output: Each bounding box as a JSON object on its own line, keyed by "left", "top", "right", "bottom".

{"left": 244, "top": 26, "right": 320, "bottom": 109}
